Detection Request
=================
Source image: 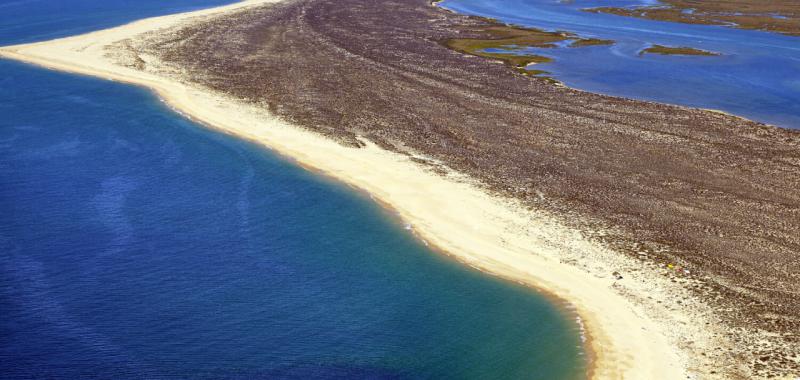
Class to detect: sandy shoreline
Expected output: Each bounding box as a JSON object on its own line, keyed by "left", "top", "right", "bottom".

{"left": 0, "top": 1, "right": 711, "bottom": 378}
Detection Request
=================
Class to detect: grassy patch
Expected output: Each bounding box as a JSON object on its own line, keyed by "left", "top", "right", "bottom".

{"left": 641, "top": 44, "right": 720, "bottom": 56}
{"left": 444, "top": 24, "right": 614, "bottom": 75}
{"left": 569, "top": 38, "right": 615, "bottom": 47}
{"left": 444, "top": 26, "right": 569, "bottom": 53}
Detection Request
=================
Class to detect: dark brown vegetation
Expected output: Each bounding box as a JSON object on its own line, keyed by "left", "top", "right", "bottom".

{"left": 585, "top": 0, "right": 800, "bottom": 36}
{"left": 127, "top": 0, "right": 800, "bottom": 377}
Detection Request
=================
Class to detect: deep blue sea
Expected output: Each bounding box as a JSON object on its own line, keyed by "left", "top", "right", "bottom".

{"left": 440, "top": 0, "right": 800, "bottom": 129}
{"left": 0, "top": 1, "right": 585, "bottom": 379}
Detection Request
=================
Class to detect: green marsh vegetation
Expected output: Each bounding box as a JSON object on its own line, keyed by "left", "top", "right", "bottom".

{"left": 443, "top": 22, "right": 615, "bottom": 77}
{"left": 640, "top": 44, "right": 721, "bottom": 56}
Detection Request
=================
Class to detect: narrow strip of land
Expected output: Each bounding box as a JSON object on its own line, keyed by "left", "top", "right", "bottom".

{"left": 640, "top": 44, "right": 720, "bottom": 56}
{"left": 2, "top": 0, "right": 799, "bottom": 378}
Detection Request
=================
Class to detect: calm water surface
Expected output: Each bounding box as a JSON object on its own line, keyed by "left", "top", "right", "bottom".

{"left": 0, "top": 1, "right": 585, "bottom": 379}
{"left": 440, "top": 0, "right": 800, "bottom": 129}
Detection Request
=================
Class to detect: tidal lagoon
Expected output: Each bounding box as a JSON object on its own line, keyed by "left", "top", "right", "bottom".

{"left": 439, "top": 0, "right": 800, "bottom": 129}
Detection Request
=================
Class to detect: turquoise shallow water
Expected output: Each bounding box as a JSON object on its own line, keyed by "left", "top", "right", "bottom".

{"left": 440, "top": 0, "right": 800, "bottom": 129}
{"left": 0, "top": 1, "right": 585, "bottom": 379}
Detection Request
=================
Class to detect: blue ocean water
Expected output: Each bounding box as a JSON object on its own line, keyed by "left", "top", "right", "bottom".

{"left": 0, "top": 0, "right": 238, "bottom": 45}
{"left": 439, "top": 0, "right": 800, "bottom": 129}
{"left": 0, "top": 1, "right": 585, "bottom": 379}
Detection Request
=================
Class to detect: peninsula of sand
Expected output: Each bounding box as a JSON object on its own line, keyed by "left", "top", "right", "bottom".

{"left": 2, "top": 0, "right": 798, "bottom": 379}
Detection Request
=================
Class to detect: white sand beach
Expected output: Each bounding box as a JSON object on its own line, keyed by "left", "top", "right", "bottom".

{"left": 0, "top": 1, "right": 726, "bottom": 378}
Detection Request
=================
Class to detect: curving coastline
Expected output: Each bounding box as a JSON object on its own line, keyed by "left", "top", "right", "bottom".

{"left": 0, "top": 1, "right": 684, "bottom": 378}
{"left": 2, "top": 0, "right": 798, "bottom": 378}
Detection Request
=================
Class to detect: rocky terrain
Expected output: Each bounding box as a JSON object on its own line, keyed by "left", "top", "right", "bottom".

{"left": 112, "top": 0, "right": 800, "bottom": 377}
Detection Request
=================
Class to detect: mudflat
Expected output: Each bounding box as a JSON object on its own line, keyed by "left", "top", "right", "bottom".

{"left": 31, "top": 0, "right": 799, "bottom": 377}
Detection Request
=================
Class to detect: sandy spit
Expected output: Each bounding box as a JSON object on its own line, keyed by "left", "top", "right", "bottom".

{"left": 0, "top": 1, "right": 699, "bottom": 378}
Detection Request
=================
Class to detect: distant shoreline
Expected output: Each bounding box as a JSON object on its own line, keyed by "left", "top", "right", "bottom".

{"left": 3, "top": 0, "right": 796, "bottom": 378}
